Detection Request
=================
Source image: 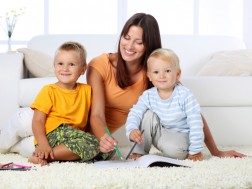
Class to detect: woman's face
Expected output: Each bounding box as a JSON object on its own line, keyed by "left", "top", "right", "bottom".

{"left": 120, "top": 26, "right": 145, "bottom": 64}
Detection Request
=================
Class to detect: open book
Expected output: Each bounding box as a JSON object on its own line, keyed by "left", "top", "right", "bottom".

{"left": 94, "top": 154, "right": 189, "bottom": 169}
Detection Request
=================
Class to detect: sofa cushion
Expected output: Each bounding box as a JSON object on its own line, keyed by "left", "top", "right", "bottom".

{"left": 17, "top": 48, "right": 54, "bottom": 77}
{"left": 197, "top": 49, "right": 252, "bottom": 76}
{"left": 0, "top": 107, "right": 33, "bottom": 153}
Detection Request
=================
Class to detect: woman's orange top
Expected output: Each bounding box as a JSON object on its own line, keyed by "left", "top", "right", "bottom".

{"left": 89, "top": 53, "right": 145, "bottom": 132}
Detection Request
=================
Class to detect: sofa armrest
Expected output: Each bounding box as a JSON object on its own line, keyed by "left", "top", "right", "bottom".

{"left": 0, "top": 53, "right": 24, "bottom": 128}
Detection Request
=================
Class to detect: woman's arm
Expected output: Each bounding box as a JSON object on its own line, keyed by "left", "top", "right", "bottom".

{"left": 202, "top": 114, "right": 246, "bottom": 158}
{"left": 86, "top": 66, "right": 116, "bottom": 153}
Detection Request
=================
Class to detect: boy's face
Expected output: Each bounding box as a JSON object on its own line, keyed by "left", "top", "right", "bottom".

{"left": 54, "top": 50, "right": 86, "bottom": 89}
{"left": 147, "top": 56, "right": 180, "bottom": 92}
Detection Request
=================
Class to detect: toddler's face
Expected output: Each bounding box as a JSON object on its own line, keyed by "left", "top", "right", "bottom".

{"left": 147, "top": 57, "right": 180, "bottom": 92}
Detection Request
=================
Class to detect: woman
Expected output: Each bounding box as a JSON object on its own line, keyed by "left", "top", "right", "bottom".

{"left": 87, "top": 13, "right": 245, "bottom": 158}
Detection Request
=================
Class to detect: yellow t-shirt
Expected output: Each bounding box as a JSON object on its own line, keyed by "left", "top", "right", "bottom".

{"left": 31, "top": 83, "right": 91, "bottom": 135}
{"left": 88, "top": 53, "right": 145, "bottom": 132}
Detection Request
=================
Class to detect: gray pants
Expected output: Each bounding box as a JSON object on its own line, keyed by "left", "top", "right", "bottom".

{"left": 133, "top": 110, "right": 189, "bottom": 160}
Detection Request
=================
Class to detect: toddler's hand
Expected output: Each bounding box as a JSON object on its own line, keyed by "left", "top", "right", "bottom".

{"left": 129, "top": 129, "right": 144, "bottom": 144}
{"left": 187, "top": 152, "right": 204, "bottom": 161}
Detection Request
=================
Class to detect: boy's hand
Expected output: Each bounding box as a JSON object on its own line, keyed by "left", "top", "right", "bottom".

{"left": 34, "top": 143, "right": 54, "bottom": 160}
{"left": 187, "top": 152, "right": 204, "bottom": 161}
{"left": 129, "top": 129, "right": 144, "bottom": 144}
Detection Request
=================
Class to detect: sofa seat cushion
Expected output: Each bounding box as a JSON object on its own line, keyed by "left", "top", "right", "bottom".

{"left": 181, "top": 76, "right": 252, "bottom": 106}
{"left": 197, "top": 49, "right": 252, "bottom": 76}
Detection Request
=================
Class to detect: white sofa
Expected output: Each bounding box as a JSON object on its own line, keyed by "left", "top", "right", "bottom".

{"left": 1, "top": 34, "right": 252, "bottom": 157}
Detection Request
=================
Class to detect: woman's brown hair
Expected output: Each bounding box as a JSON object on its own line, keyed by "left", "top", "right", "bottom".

{"left": 116, "top": 13, "right": 162, "bottom": 89}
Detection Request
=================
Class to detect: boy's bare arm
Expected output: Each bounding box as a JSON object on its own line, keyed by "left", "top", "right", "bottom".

{"left": 32, "top": 109, "right": 54, "bottom": 160}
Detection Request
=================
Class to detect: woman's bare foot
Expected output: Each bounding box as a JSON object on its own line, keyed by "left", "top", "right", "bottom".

{"left": 128, "top": 153, "right": 143, "bottom": 160}
{"left": 28, "top": 155, "right": 48, "bottom": 166}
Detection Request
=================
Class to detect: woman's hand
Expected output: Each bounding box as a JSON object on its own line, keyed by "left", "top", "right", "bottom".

{"left": 187, "top": 152, "right": 204, "bottom": 161}
{"left": 99, "top": 133, "right": 117, "bottom": 153}
{"left": 129, "top": 129, "right": 144, "bottom": 144}
{"left": 214, "top": 150, "right": 247, "bottom": 158}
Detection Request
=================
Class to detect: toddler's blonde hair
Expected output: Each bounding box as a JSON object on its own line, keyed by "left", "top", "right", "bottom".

{"left": 147, "top": 48, "right": 181, "bottom": 72}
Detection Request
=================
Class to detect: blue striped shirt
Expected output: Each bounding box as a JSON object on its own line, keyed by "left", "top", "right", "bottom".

{"left": 125, "top": 83, "right": 204, "bottom": 154}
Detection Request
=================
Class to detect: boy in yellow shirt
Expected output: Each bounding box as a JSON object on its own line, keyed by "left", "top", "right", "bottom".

{"left": 28, "top": 41, "right": 114, "bottom": 165}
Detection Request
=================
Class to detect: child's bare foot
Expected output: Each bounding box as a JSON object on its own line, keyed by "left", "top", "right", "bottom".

{"left": 128, "top": 153, "right": 143, "bottom": 160}
{"left": 28, "top": 155, "right": 48, "bottom": 166}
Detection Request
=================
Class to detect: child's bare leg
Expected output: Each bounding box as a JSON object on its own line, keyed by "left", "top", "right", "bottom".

{"left": 50, "top": 144, "right": 80, "bottom": 161}
{"left": 29, "top": 144, "right": 80, "bottom": 165}
{"left": 28, "top": 155, "right": 48, "bottom": 166}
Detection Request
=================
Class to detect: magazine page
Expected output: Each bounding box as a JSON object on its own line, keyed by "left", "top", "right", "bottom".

{"left": 94, "top": 154, "right": 187, "bottom": 169}
{"left": 94, "top": 159, "right": 140, "bottom": 169}
{"left": 137, "top": 154, "right": 186, "bottom": 167}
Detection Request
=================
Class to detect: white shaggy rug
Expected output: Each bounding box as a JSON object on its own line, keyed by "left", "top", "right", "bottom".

{"left": 0, "top": 146, "right": 252, "bottom": 189}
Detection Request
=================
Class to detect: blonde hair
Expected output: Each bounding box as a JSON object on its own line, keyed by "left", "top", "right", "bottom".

{"left": 55, "top": 41, "right": 87, "bottom": 66}
{"left": 147, "top": 48, "right": 181, "bottom": 72}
